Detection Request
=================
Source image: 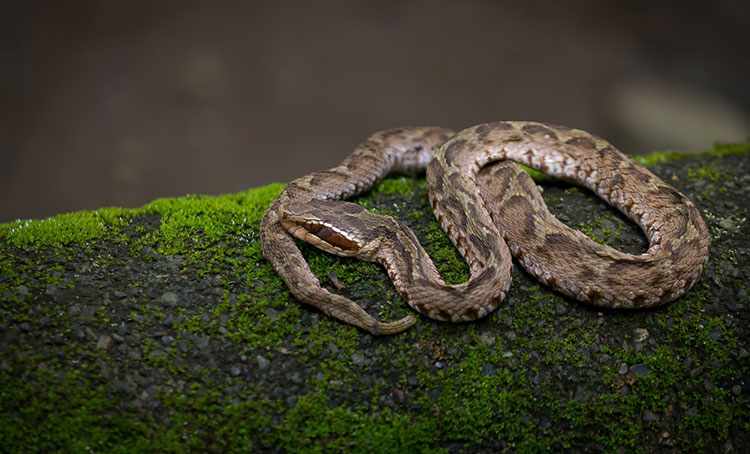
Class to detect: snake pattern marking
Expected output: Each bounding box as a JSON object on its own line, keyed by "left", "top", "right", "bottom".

{"left": 260, "top": 121, "right": 710, "bottom": 335}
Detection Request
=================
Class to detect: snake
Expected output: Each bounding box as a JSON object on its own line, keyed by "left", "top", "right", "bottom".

{"left": 259, "top": 121, "right": 710, "bottom": 335}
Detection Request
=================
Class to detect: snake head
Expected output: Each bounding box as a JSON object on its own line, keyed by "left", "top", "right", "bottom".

{"left": 279, "top": 199, "right": 373, "bottom": 258}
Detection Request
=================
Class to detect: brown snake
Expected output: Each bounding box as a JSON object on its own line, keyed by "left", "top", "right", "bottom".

{"left": 260, "top": 121, "right": 710, "bottom": 335}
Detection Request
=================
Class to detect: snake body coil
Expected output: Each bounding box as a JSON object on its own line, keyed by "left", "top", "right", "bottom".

{"left": 260, "top": 121, "right": 710, "bottom": 334}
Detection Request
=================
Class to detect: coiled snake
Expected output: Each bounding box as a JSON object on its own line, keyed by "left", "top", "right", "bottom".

{"left": 259, "top": 121, "right": 710, "bottom": 335}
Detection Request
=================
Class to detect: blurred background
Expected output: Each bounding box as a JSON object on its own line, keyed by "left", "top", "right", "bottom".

{"left": 1, "top": 0, "right": 748, "bottom": 222}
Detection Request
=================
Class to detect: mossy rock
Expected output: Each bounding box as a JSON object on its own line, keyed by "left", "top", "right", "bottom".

{"left": 1, "top": 142, "right": 748, "bottom": 453}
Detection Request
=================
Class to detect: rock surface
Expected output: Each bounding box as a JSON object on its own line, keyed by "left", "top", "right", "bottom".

{"left": 1, "top": 144, "right": 748, "bottom": 452}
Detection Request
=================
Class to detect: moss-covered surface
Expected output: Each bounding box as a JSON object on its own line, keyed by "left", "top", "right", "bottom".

{"left": 1, "top": 143, "right": 748, "bottom": 453}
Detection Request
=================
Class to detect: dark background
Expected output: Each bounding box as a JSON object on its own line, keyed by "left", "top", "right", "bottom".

{"left": 2, "top": 0, "right": 748, "bottom": 222}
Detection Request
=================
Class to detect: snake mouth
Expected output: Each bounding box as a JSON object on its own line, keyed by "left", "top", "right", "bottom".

{"left": 280, "top": 215, "right": 362, "bottom": 256}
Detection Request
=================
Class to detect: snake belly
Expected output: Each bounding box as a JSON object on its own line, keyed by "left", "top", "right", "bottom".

{"left": 428, "top": 121, "right": 710, "bottom": 308}
{"left": 260, "top": 126, "right": 513, "bottom": 335}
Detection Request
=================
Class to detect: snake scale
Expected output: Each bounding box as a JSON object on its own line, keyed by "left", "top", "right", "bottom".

{"left": 260, "top": 121, "right": 710, "bottom": 335}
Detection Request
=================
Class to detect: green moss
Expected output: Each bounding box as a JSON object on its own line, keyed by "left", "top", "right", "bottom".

{"left": 517, "top": 163, "right": 549, "bottom": 182}
{"left": 371, "top": 176, "right": 424, "bottom": 196}
{"left": 577, "top": 216, "right": 609, "bottom": 245}
{"left": 1, "top": 145, "right": 748, "bottom": 453}
{"left": 0, "top": 207, "right": 128, "bottom": 249}
{"left": 154, "top": 385, "right": 278, "bottom": 453}
{"left": 686, "top": 161, "right": 729, "bottom": 182}
{"left": 271, "top": 389, "right": 441, "bottom": 454}
{"left": 634, "top": 141, "right": 750, "bottom": 166}
{"left": 294, "top": 317, "right": 360, "bottom": 359}
{"left": 143, "top": 185, "right": 283, "bottom": 258}
{"left": 0, "top": 361, "right": 152, "bottom": 453}
{"left": 143, "top": 183, "right": 284, "bottom": 226}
